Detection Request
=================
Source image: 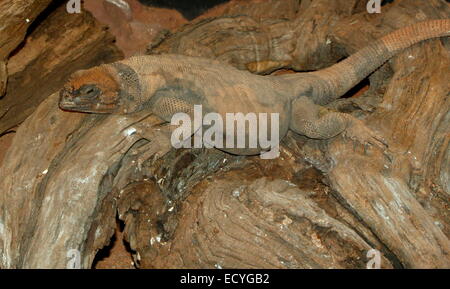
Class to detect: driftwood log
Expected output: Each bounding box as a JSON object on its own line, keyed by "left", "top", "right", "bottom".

{"left": 0, "top": 0, "right": 449, "bottom": 268}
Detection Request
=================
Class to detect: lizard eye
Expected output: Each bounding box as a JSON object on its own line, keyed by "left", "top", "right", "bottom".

{"left": 77, "top": 84, "right": 101, "bottom": 98}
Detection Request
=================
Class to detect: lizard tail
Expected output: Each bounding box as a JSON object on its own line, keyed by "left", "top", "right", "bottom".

{"left": 302, "top": 19, "right": 450, "bottom": 104}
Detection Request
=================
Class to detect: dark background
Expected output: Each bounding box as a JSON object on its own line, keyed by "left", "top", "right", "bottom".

{"left": 139, "top": 0, "right": 230, "bottom": 20}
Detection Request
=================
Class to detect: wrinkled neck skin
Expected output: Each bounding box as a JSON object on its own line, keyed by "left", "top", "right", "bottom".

{"left": 104, "top": 58, "right": 174, "bottom": 114}
{"left": 112, "top": 56, "right": 183, "bottom": 114}
{"left": 103, "top": 62, "right": 144, "bottom": 114}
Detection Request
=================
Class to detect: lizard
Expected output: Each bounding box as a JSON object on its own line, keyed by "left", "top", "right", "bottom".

{"left": 59, "top": 19, "right": 450, "bottom": 162}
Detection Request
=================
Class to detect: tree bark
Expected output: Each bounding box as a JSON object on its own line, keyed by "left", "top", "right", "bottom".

{"left": 0, "top": 0, "right": 53, "bottom": 96}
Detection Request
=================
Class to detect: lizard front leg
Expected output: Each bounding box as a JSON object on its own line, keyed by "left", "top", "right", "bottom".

{"left": 131, "top": 124, "right": 177, "bottom": 170}
{"left": 289, "top": 96, "right": 387, "bottom": 149}
{"left": 132, "top": 91, "right": 201, "bottom": 169}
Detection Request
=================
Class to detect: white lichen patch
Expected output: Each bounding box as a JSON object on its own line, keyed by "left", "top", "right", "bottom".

{"left": 382, "top": 178, "right": 410, "bottom": 217}
{"left": 123, "top": 127, "right": 137, "bottom": 136}
{"left": 150, "top": 234, "right": 162, "bottom": 246}
{"left": 434, "top": 221, "right": 444, "bottom": 229}
{"left": 95, "top": 227, "right": 102, "bottom": 239}
{"left": 373, "top": 201, "right": 392, "bottom": 225}
{"left": 75, "top": 176, "right": 91, "bottom": 184}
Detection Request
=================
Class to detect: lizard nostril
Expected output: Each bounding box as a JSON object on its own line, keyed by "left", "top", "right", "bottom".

{"left": 60, "top": 88, "right": 70, "bottom": 100}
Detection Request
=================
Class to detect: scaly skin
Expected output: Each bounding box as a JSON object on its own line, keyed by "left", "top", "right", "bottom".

{"left": 59, "top": 19, "right": 450, "bottom": 157}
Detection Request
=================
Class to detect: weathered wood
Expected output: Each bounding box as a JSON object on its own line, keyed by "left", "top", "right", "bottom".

{"left": 0, "top": 91, "right": 166, "bottom": 268}
{"left": 149, "top": 0, "right": 366, "bottom": 73}
{"left": 0, "top": 60, "right": 6, "bottom": 96}
{"left": 117, "top": 151, "right": 394, "bottom": 268}
{"left": 320, "top": 0, "right": 450, "bottom": 268}
{"left": 0, "top": 0, "right": 53, "bottom": 96}
{"left": 137, "top": 0, "right": 449, "bottom": 268}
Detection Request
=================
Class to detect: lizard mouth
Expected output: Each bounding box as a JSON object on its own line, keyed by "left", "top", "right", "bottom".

{"left": 59, "top": 85, "right": 105, "bottom": 112}
{"left": 59, "top": 102, "right": 117, "bottom": 114}
{"left": 59, "top": 101, "right": 93, "bottom": 110}
{"left": 58, "top": 99, "right": 115, "bottom": 114}
{"left": 59, "top": 85, "right": 120, "bottom": 114}
{"left": 59, "top": 97, "right": 118, "bottom": 114}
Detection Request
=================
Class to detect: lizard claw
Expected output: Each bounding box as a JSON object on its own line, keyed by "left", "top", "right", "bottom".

{"left": 343, "top": 119, "right": 388, "bottom": 151}
{"left": 135, "top": 140, "right": 172, "bottom": 170}
{"left": 131, "top": 125, "right": 176, "bottom": 170}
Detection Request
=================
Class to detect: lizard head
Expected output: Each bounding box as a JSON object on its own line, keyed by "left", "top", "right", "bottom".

{"left": 59, "top": 66, "right": 122, "bottom": 114}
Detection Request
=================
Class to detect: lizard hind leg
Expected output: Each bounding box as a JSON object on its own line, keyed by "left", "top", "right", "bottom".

{"left": 289, "top": 96, "right": 387, "bottom": 149}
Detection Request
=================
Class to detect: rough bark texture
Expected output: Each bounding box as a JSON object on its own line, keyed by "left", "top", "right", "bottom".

{"left": 0, "top": 0, "right": 449, "bottom": 269}
{"left": 148, "top": 0, "right": 369, "bottom": 73}
{"left": 0, "top": 0, "right": 53, "bottom": 96}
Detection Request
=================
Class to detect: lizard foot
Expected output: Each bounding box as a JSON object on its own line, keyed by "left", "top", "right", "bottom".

{"left": 134, "top": 139, "right": 172, "bottom": 171}
{"left": 131, "top": 124, "right": 177, "bottom": 170}
{"left": 343, "top": 118, "right": 388, "bottom": 151}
